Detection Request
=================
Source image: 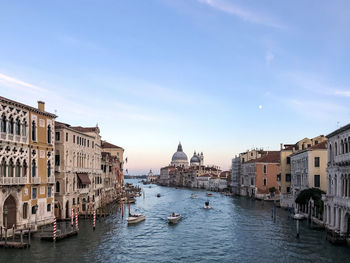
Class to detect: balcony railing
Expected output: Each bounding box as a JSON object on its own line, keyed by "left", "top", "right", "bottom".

{"left": 32, "top": 177, "right": 41, "bottom": 184}
{"left": 0, "top": 177, "right": 27, "bottom": 185}
{"left": 48, "top": 176, "right": 55, "bottom": 184}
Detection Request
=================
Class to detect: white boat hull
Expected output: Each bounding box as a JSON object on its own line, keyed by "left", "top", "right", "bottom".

{"left": 127, "top": 214, "right": 146, "bottom": 224}
{"left": 203, "top": 205, "right": 211, "bottom": 209}
{"left": 168, "top": 215, "right": 182, "bottom": 224}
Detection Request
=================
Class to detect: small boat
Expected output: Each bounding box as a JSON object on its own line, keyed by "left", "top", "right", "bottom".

{"left": 168, "top": 213, "right": 182, "bottom": 224}
{"left": 191, "top": 194, "right": 198, "bottom": 199}
{"left": 127, "top": 214, "right": 146, "bottom": 224}
{"left": 157, "top": 193, "right": 161, "bottom": 197}
{"left": 206, "top": 193, "right": 213, "bottom": 197}
{"left": 292, "top": 213, "right": 305, "bottom": 220}
{"left": 204, "top": 201, "right": 211, "bottom": 209}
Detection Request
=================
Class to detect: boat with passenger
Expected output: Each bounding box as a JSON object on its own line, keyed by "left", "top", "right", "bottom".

{"left": 168, "top": 213, "right": 182, "bottom": 224}
{"left": 204, "top": 201, "right": 211, "bottom": 209}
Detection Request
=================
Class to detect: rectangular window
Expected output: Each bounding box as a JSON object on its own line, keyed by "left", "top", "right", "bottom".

{"left": 109, "top": 166, "right": 112, "bottom": 172}
{"left": 251, "top": 178, "right": 254, "bottom": 185}
{"left": 101, "top": 165, "right": 104, "bottom": 171}
{"left": 315, "top": 140, "right": 318, "bottom": 145}
{"left": 287, "top": 187, "right": 291, "bottom": 193}
{"left": 263, "top": 165, "right": 267, "bottom": 174}
{"left": 263, "top": 178, "right": 267, "bottom": 186}
{"left": 55, "top": 154, "right": 60, "bottom": 166}
{"left": 314, "top": 157, "right": 320, "bottom": 167}
{"left": 55, "top": 131, "right": 60, "bottom": 141}
{"left": 286, "top": 157, "right": 291, "bottom": 164}
{"left": 66, "top": 132, "right": 68, "bottom": 142}
{"left": 92, "top": 141, "right": 94, "bottom": 148}
{"left": 286, "top": 174, "right": 291, "bottom": 182}
{"left": 23, "top": 203, "right": 28, "bottom": 219}
{"left": 73, "top": 135, "right": 75, "bottom": 143}
{"left": 47, "top": 204, "right": 51, "bottom": 212}
{"left": 48, "top": 187, "right": 52, "bottom": 197}
{"left": 32, "top": 188, "right": 37, "bottom": 199}
{"left": 77, "top": 136, "right": 79, "bottom": 144}
{"left": 73, "top": 198, "right": 75, "bottom": 205}
{"left": 314, "top": 174, "right": 320, "bottom": 187}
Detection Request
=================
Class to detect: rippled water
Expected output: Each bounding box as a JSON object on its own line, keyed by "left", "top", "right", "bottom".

{"left": 2, "top": 179, "right": 350, "bottom": 262}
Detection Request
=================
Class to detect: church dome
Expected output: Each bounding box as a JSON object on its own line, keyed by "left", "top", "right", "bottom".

{"left": 171, "top": 143, "right": 188, "bottom": 162}
{"left": 190, "top": 154, "right": 200, "bottom": 164}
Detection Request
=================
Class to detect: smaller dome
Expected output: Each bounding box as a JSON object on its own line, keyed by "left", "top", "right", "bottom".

{"left": 190, "top": 152, "right": 200, "bottom": 164}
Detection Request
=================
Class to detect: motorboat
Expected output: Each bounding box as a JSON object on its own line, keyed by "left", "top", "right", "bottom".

{"left": 127, "top": 214, "right": 146, "bottom": 224}
{"left": 191, "top": 194, "right": 198, "bottom": 199}
{"left": 206, "top": 193, "right": 213, "bottom": 197}
{"left": 157, "top": 193, "right": 161, "bottom": 197}
{"left": 204, "top": 201, "right": 211, "bottom": 209}
{"left": 168, "top": 213, "right": 182, "bottom": 224}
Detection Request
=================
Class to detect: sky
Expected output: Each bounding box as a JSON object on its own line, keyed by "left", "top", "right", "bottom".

{"left": 1, "top": 0, "right": 350, "bottom": 174}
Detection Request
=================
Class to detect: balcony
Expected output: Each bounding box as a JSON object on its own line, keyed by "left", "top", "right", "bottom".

{"left": 32, "top": 177, "right": 41, "bottom": 184}
{"left": 48, "top": 176, "right": 55, "bottom": 184}
{"left": 334, "top": 154, "right": 350, "bottom": 165}
{"left": 0, "top": 177, "right": 27, "bottom": 185}
{"left": 78, "top": 187, "right": 90, "bottom": 194}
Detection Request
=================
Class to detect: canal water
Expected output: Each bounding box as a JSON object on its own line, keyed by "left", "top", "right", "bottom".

{"left": 1, "top": 179, "right": 350, "bottom": 263}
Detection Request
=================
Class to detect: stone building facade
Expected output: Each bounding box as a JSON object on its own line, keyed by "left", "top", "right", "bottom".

{"left": 323, "top": 124, "right": 350, "bottom": 239}
{"left": 0, "top": 97, "right": 56, "bottom": 229}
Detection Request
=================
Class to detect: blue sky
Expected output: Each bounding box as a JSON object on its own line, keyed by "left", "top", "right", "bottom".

{"left": 1, "top": 0, "right": 350, "bottom": 174}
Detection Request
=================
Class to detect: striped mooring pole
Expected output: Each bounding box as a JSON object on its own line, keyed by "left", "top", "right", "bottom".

{"left": 53, "top": 217, "right": 57, "bottom": 242}
{"left": 71, "top": 208, "right": 74, "bottom": 226}
{"left": 75, "top": 212, "right": 79, "bottom": 231}
{"left": 93, "top": 210, "right": 96, "bottom": 230}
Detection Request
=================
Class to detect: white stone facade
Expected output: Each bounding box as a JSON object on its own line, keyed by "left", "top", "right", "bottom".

{"left": 323, "top": 124, "right": 350, "bottom": 237}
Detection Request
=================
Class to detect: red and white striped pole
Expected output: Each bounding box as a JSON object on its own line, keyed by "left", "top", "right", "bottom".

{"left": 53, "top": 217, "right": 57, "bottom": 242}
{"left": 93, "top": 210, "right": 96, "bottom": 230}
{"left": 71, "top": 208, "right": 74, "bottom": 226}
{"left": 75, "top": 212, "right": 79, "bottom": 231}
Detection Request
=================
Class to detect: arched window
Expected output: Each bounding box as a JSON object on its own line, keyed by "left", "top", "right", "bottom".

{"left": 0, "top": 158, "right": 6, "bottom": 177}
{"left": 329, "top": 144, "right": 333, "bottom": 163}
{"left": 32, "top": 121, "right": 36, "bottom": 141}
{"left": 22, "top": 160, "right": 27, "bottom": 177}
{"left": 47, "top": 161, "right": 51, "bottom": 177}
{"left": 8, "top": 158, "right": 14, "bottom": 177}
{"left": 1, "top": 115, "right": 6, "bottom": 133}
{"left": 341, "top": 140, "right": 344, "bottom": 154}
{"left": 15, "top": 159, "right": 20, "bottom": 177}
{"left": 15, "top": 118, "right": 21, "bottom": 135}
{"left": 47, "top": 125, "right": 51, "bottom": 144}
{"left": 335, "top": 142, "right": 338, "bottom": 156}
{"left": 22, "top": 121, "right": 26, "bottom": 136}
{"left": 8, "top": 116, "right": 14, "bottom": 134}
{"left": 32, "top": 160, "right": 36, "bottom": 177}
{"left": 345, "top": 139, "right": 349, "bottom": 154}
{"left": 56, "top": 181, "right": 60, "bottom": 193}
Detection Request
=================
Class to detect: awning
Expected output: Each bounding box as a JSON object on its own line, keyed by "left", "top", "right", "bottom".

{"left": 77, "top": 173, "right": 91, "bottom": 184}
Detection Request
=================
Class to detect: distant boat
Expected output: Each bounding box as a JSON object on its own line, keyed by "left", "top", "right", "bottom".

{"left": 157, "top": 193, "right": 161, "bottom": 197}
{"left": 206, "top": 193, "right": 213, "bottom": 197}
{"left": 127, "top": 214, "right": 146, "bottom": 224}
{"left": 204, "top": 201, "right": 211, "bottom": 209}
{"left": 191, "top": 194, "right": 198, "bottom": 199}
{"left": 168, "top": 213, "right": 182, "bottom": 224}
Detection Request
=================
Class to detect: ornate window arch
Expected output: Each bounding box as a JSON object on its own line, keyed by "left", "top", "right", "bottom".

{"left": 31, "top": 120, "right": 36, "bottom": 141}
{"left": 47, "top": 124, "right": 51, "bottom": 144}
{"left": 0, "top": 158, "right": 6, "bottom": 177}
{"left": 8, "top": 116, "right": 14, "bottom": 134}
{"left": 1, "top": 114, "right": 6, "bottom": 133}
{"left": 32, "top": 159, "right": 37, "bottom": 177}
{"left": 15, "top": 159, "right": 20, "bottom": 177}
{"left": 15, "top": 118, "right": 21, "bottom": 135}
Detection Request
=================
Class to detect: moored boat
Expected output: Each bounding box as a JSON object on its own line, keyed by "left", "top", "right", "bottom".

{"left": 157, "top": 193, "right": 161, "bottom": 197}
{"left": 127, "top": 214, "right": 146, "bottom": 224}
{"left": 168, "top": 213, "right": 182, "bottom": 224}
{"left": 206, "top": 193, "right": 213, "bottom": 197}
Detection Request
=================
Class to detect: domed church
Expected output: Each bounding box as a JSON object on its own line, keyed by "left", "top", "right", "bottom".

{"left": 170, "top": 142, "right": 204, "bottom": 168}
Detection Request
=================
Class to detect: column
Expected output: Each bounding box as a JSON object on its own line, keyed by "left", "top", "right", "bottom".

{"left": 340, "top": 209, "right": 345, "bottom": 234}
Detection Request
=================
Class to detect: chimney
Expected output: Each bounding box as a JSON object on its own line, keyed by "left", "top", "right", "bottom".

{"left": 280, "top": 143, "right": 283, "bottom": 150}
{"left": 38, "top": 101, "right": 45, "bottom": 112}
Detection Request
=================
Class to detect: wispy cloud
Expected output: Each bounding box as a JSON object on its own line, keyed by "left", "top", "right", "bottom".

{"left": 0, "top": 73, "right": 47, "bottom": 92}
{"left": 197, "top": 0, "right": 285, "bottom": 29}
